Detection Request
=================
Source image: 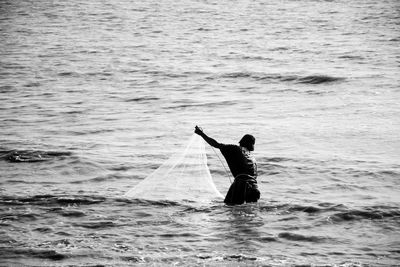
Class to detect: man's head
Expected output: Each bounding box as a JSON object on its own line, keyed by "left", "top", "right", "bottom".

{"left": 239, "top": 134, "right": 255, "bottom": 151}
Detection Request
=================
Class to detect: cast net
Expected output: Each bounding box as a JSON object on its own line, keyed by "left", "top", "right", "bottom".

{"left": 124, "top": 134, "right": 223, "bottom": 202}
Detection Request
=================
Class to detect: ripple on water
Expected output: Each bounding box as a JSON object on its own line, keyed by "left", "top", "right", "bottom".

{"left": 0, "top": 150, "right": 72, "bottom": 163}
{"left": 72, "top": 221, "right": 117, "bottom": 229}
{"left": 278, "top": 232, "right": 333, "bottom": 243}
{"left": 1, "top": 248, "right": 66, "bottom": 261}
{"left": 0, "top": 194, "right": 106, "bottom": 206}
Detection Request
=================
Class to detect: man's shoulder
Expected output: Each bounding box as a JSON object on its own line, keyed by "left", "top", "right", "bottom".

{"left": 220, "top": 144, "right": 241, "bottom": 152}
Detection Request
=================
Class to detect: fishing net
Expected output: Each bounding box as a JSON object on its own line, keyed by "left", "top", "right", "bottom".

{"left": 124, "top": 134, "right": 223, "bottom": 202}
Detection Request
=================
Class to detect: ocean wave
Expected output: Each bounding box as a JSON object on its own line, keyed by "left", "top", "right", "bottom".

{"left": 215, "top": 72, "right": 345, "bottom": 84}
{"left": 2, "top": 180, "right": 59, "bottom": 185}
{"left": 287, "top": 205, "right": 321, "bottom": 213}
{"left": 0, "top": 248, "right": 65, "bottom": 261}
{"left": 223, "top": 254, "right": 258, "bottom": 261}
{"left": 57, "top": 209, "right": 87, "bottom": 217}
{"left": 297, "top": 75, "right": 345, "bottom": 84}
{"left": 34, "top": 226, "right": 53, "bottom": 233}
{"left": 125, "top": 96, "right": 160, "bottom": 102}
{"left": 57, "top": 71, "right": 79, "bottom": 77}
{"left": 24, "top": 82, "right": 41, "bottom": 88}
{"left": 344, "top": 168, "right": 400, "bottom": 179}
{"left": 263, "top": 157, "right": 293, "bottom": 163}
{"left": 120, "top": 255, "right": 146, "bottom": 263}
{"left": 0, "top": 194, "right": 106, "bottom": 206}
{"left": 2, "top": 194, "right": 398, "bottom": 224}
{"left": 0, "top": 85, "right": 16, "bottom": 93}
{"left": 259, "top": 202, "right": 400, "bottom": 222}
{"left": 138, "top": 69, "right": 345, "bottom": 85}
{"left": 166, "top": 100, "right": 236, "bottom": 109}
{"left": 328, "top": 207, "right": 400, "bottom": 222}
{"left": 0, "top": 150, "right": 72, "bottom": 163}
{"left": 0, "top": 212, "right": 38, "bottom": 222}
{"left": 278, "top": 232, "right": 330, "bottom": 243}
{"left": 72, "top": 221, "right": 116, "bottom": 229}
{"left": 70, "top": 173, "right": 132, "bottom": 184}
{"left": 144, "top": 70, "right": 190, "bottom": 78}
{"left": 259, "top": 203, "right": 328, "bottom": 214}
{"left": 240, "top": 55, "right": 273, "bottom": 61}
{"left": 114, "top": 197, "right": 184, "bottom": 207}
{"left": 338, "top": 55, "right": 365, "bottom": 60}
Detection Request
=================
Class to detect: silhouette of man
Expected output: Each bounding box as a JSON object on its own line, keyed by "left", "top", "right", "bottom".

{"left": 194, "top": 126, "right": 260, "bottom": 205}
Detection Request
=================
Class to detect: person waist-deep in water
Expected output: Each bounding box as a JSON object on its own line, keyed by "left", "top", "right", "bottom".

{"left": 194, "top": 126, "right": 260, "bottom": 205}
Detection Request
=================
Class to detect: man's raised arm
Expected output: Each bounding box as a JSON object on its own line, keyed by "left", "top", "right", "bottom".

{"left": 194, "top": 126, "right": 222, "bottom": 149}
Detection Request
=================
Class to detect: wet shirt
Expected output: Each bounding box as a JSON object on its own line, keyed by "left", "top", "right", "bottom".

{"left": 219, "top": 144, "right": 257, "bottom": 178}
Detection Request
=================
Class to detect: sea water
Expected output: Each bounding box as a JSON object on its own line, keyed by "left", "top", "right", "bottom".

{"left": 0, "top": 0, "right": 399, "bottom": 266}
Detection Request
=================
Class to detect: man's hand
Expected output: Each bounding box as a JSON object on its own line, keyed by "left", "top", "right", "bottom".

{"left": 194, "top": 125, "right": 203, "bottom": 135}
{"left": 194, "top": 126, "right": 220, "bottom": 148}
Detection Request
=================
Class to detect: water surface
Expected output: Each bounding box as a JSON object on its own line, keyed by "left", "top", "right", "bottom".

{"left": 1, "top": 0, "right": 399, "bottom": 266}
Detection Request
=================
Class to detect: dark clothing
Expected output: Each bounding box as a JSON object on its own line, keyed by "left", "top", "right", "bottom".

{"left": 220, "top": 144, "right": 260, "bottom": 205}
{"left": 220, "top": 144, "right": 257, "bottom": 178}
{"left": 224, "top": 174, "right": 260, "bottom": 205}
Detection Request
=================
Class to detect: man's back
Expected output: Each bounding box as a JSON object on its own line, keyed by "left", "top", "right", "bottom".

{"left": 220, "top": 144, "right": 257, "bottom": 178}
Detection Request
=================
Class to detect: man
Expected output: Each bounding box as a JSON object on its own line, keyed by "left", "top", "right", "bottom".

{"left": 194, "top": 126, "right": 260, "bottom": 205}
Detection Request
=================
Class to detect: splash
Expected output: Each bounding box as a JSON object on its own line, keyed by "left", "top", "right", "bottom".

{"left": 124, "top": 134, "right": 223, "bottom": 203}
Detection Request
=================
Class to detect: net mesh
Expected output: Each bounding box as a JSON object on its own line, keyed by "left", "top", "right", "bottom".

{"left": 124, "top": 134, "right": 223, "bottom": 202}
